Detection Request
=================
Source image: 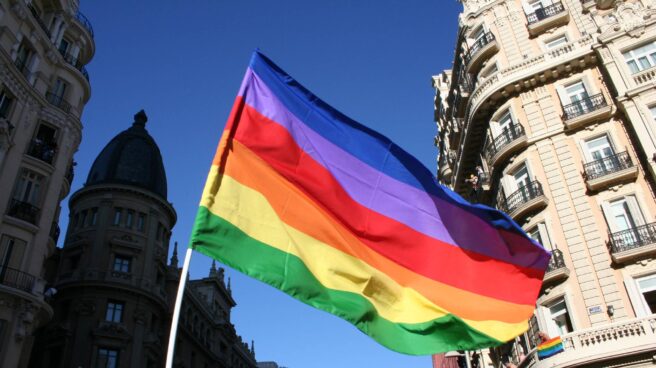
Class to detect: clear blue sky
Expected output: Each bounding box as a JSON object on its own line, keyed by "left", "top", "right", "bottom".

{"left": 66, "top": 1, "right": 463, "bottom": 367}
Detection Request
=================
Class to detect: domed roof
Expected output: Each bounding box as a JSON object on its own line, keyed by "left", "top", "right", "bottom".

{"left": 86, "top": 110, "right": 167, "bottom": 198}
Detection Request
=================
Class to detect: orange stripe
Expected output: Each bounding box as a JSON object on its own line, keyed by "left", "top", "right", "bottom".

{"left": 215, "top": 136, "right": 533, "bottom": 323}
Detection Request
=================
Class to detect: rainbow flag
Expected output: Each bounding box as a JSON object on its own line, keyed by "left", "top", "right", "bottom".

{"left": 537, "top": 337, "right": 564, "bottom": 359}
{"left": 190, "top": 51, "right": 551, "bottom": 355}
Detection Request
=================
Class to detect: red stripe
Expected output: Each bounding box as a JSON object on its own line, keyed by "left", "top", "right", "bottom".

{"left": 229, "top": 101, "right": 544, "bottom": 304}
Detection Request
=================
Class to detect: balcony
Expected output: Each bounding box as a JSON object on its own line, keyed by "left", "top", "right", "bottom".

{"left": 464, "top": 32, "right": 498, "bottom": 74}
{"left": 7, "top": 199, "right": 40, "bottom": 225}
{"left": 526, "top": 2, "right": 569, "bottom": 37}
{"left": 500, "top": 180, "right": 548, "bottom": 219}
{"left": 49, "top": 222, "right": 60, "bottom": 244}
{"left": 583, "top": 151, "right": 638, "bottom": 191}
{"left": 484, "top": 123, "right": 528, "bottom": 167}
{"left": 543, "top": 249, "right": 569, "bottom": 285}
{"left": 27, "top": 4, "right": 51, "bottom": 38}
{"left": 562, "top": 93, "right": 612, "bottom": 130}
{"left": 75, "top": 11, "right": 95, "bottom": 38}
{"left": 0, "top": 266, "right": 36, "bottom": 293}
{"left": 518, "top": 316, "right": 656, "bottom": 368}
{"left": 46, "top": 92, "right": 72, "bottom": 113}
{"left": 59, "top": 50, "right": 91, "bottom": 82}
{"left": 609, "top": 222, "right": 656, "bottom": 264}
{"left": 26, "top": 138, "right": 57, "bottom": 164}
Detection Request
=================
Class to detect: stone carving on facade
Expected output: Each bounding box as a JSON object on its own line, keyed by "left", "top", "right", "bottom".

{"left": 602, "top": 2, "right": 656, "bottom": 38}
{"left": 133, "top": 308, "right": 147, "bottom": 324}
{"left": 94, "top": 321, "right": 131, "bottom": 342}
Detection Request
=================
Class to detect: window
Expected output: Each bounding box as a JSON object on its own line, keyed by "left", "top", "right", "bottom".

{"left": 636, "top": 274, "right": 656, "bottom": 314}
{"left": 607, "top": 197, "right": 643, "bottom": 233}
{"left": 585, "top": 135, "right": 614, "bottom": 162}
{"left": 528, "top": 222, "right": 553, "bottom": 250}
{"left": 125, "top": 210, "right": 134, "bottom": 229}
{"left": 14, "top": 41, "right": 33, "bottom": 75}
{"left": 90, "top": 208, "right": 98, "bottom": 226}
{"left": 12, "top": 169, "right": 43, "bottom": 206}
{"left": 105, "top": 301, "right": 124, "bottom": 323}
{"left": 0, "top": 89, "right": 14, "bottom": 119}
{"left": 493, "top": 109, "right": 515, "bottom": 139}
{"left": 565, "top": 80, "right": 589, "bottom": 104}
{"left": 545, "top": 34, "right": 568, "bottom": 49}
{"left": 113, "top": 256, "right": 130, "bottom": 273}
{"left": 0, "top": 235, "right": 26, "bottom": 270}
{"left": 651, "top": 106, "right": 656, "bottom": 122}
{"left": 156, "top": 223, "right": 163, "bottom": 241}
{"left": 113, "top": 208, "right": 122, "bottom": 226}
{"left": 544, "top": 298, "right": 573, "bottom": 337}
{"left": 58, "top": 38, "right": 70, "bottom": 56}
{"left": 137, "top": 213, "right": 146, "bottom": 232}
{"left": 79, "top": 210, "right": 87, "bottom": 228}
{"left": 28, "top": 123, "right": 58, "bottom": 163}
{"left": 623, "top": 41, "right": 656, "bottom": 74}
{"left": 51, "top": 78, "right": 67, "bottom": 99}
{"left": 97, "top": 348, "right": 119, "bottom": 368}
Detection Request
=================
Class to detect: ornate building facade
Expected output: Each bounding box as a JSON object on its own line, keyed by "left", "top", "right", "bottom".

{"left": 29, "top": 111, "right": 256, "bottom": 368}
{"left": 0, "top": 0, "right": 94, "bottom": 366}
{"left": 433, "top": 0, "right": 656, "bottom": 367}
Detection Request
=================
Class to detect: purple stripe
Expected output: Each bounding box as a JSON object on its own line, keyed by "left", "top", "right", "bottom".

{"left": 240, "top": 68, "right": 549, "bottom": 269}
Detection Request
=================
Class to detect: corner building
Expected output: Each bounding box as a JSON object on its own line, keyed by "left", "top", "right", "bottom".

{"left": 0, "top": 0, "right": 94, "bottom": 366}
{"left": 29, "top": 112, "right": 256, "bottom": 368}
{"left": 433, "top": 0, "right": 656, "bottom": 367}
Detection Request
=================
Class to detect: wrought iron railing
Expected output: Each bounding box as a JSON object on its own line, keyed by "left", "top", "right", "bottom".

{"left": 58, "top": 50, "right": 90, "bottom": 81}
{"left": 526, "top": 2, "right": 566, "bottom": 25}
{"left": 50, "top": 222, "right": 60, "bottom": 243}
{"left": 562, "top": 93, "right": 607, "bottom": 120}
{"left": 13, "top": 57, "right": 30, "bottom": 79}
{"left": 27, "top": 4, "right": 51, "bottom": 37}
{"left": 484, "top": 123, "right": 525, "bottom": 161}
{"left": 75, "top": 11, "right": 94, "bottom": 38}
{"left": 500, "top": 180, "right": 544, "bottom": 214}
{"left": 464, "top": 32, "right": 495, "bottom": 65}
{"left": 458, "top": 72, "right": 475, "bottom": 95}
{"left": 610, "top": 222, "right": 656, "bottom": 254}
{"left": 584, "top": 151, "right": 634, "bottom": 181}
{"left": 46, "top": 92, "right": 72, "bottom": 113}
{"left": 0, "top": 266, "right": 36, "bottom": 293}
{"left": 27, "top": 138, "right": 57, "bottom": 164}
{"left": 7, "top": 199, "right": 40, "bottom": 224}
{"left": 546, "top": 249, "right": 566, "bottom": 272}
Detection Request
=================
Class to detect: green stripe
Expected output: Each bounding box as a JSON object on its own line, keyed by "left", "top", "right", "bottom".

{"left": 190, "top": 206, "right": 503, "bottom": 355}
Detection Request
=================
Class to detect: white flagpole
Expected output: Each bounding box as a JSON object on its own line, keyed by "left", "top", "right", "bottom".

{"left": 165, "top": 247, "right": 194, "bottom": 368}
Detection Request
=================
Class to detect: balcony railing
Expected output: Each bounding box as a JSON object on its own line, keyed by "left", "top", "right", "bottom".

{"left": 609, "top": 222, "right": 656, "bottom": 254}
{"left": 7, "top": 199, "right": 40, "bottom": 224}
{"left": 59, "top": 50, "right": 90, "bottom": 82}
{"left": 526, "top": 2, "right": 566, "bottom": 25}
{"left": 583, "top": 151, "right": 634, "bottom": 181}
{"left": 0, "top": 266, "right": 36, "bottom": 293}
{"left": 27, "top": 138, "right": 57, "bottom": 164}
{"left": 50, "top": 222, "right": 60, "bottom": 244}
{"left": 75, "top": 11, "right": 94, "bottom": 38}
{"left": 46, "top": 92, "right": 72, "bottom": 113}
{"left": 562, "top": 93, "right": 607, "bottom": 120}
{"left": 27, "top": 4, "right": 51, "bottom": 38}
{"left": 484, "top": 123, "right": 526, "bottom": 161}
{"left": 464, "top": 32, "right": 495, "bottom": 65}
{"left": 546, "top": 249, "right": 566, "bottom": 273}
{"left": 500, "top": 181, "right": 544, "bottom": 215}
{"left": 13, "top": 58, "right": 31, "bottom": 79}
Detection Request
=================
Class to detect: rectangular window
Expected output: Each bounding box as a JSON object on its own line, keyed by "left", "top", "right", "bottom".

{"left": 0, "top": 235, "right": 27, "bottom": 269}
{"left": 105, "top": 301, "right": 124, "bottom": 323}
{"left": 79, "top": 210, "right": 88, "bottom": 228}
{"left": 544, "top": 298, "right": 573, "bottom": 337}
{"left": 156, "top": 223, "right": 163, "bottom": 241}
{"left": 97, "top": 348, "right": 119, "bottom": 368}
{"left": 623, "top": 41, "right": 656, "bottom": 74}
{"left": 113, "top": 256, "right": 130, "bottom": 273}
{"left": 14, "top": 42, "right": 33, "bottom": 74}
{"left": 125, "top": 210, "right": 134, "bottom": 229}
{"left": 137, "top": 213, "right": 146, "bottom": 232}
{"left": 58, "top": 38, "right": 70, "bottom": 55}
{"left": 0, "top": 89, "right": 14, "bottom": 119}
{"left": 12, "top": 169, "right": 44, "bottom": 205}
{"left": 651, "top": 106, "right": 656, "bottom": 122}
{"left": 90, "top": 208, "right": 98, "bottom": 226}
{"left": 113, "top": 208, "right": 122, "bottom": 226}
{"left": 636, "top": 274, "right": 656, "bottom": 314}
{"left": 565, "top": 81, "right": 589, "bottom": 103}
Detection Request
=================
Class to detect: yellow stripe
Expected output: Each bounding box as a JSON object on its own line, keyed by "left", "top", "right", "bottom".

{"left": 201, "top": 167, "right": 527, "bottom": 341}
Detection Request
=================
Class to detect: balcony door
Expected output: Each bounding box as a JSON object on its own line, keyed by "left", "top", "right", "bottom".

{"left": 0, "top": 235, "right": 26, "bottom": 281}
{"left": 513, "top": 165, "right": 532, "bottom": 202}
{"left": 492, "top": 110, "right": 514, "bottom": 142}
{"left": 605, "top": 196, "right": 645, "bottom": 248}
{"left": 585, "top": 135, "right": 617, "bottom": 175}
{"left": 565, "top": 81, "right": 591, "bottom": 115}
{"left": 543, "top": 298, "right": 573, "bottom": 338}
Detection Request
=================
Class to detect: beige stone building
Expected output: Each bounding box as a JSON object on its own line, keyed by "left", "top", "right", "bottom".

{"left": 0, "top": 0, "right": 94, "bottom": 366}
{"left": 433, "top": 0, "right": 656, "bottom": 367}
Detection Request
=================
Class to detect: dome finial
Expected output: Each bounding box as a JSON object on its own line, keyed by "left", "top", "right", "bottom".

{"left": 133, "top": 109, "right": 148, "bottom": 128}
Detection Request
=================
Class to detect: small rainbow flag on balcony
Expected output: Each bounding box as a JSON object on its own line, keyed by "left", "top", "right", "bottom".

{"left": 537, "top": 336, "right": 564, "bottom": 359}
{"left": 190, "top": 51, "right": 551, "bottom": 355}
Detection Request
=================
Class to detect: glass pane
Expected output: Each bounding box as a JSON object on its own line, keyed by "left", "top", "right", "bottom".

{"left": 638, "top": 275, "right": 656, "bottom": 291}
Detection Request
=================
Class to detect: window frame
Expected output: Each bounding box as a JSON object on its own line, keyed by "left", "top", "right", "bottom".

{"left": 112, "top": 255, "right": 131, "bottom": 273}
{"left": 105, "top": 301, "right": 124, "bottom": 323}
{"left": 623, "top": 40, "right": 656, "bottom": 74}
{"left": 97, "top": 347, "right": 119, "bottom": 368}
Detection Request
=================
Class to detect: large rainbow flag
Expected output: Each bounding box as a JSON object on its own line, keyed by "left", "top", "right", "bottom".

{"left": 190, "top": 51, "right": 551, "bottom": 355}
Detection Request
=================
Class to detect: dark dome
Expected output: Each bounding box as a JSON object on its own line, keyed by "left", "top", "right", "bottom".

{"left": 86, "top": 110, "right": 167, "bottom": 198}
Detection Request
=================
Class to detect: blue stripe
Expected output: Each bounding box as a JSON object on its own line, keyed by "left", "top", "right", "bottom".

{"left": 247, "top": 51, "right": 547, "bottom": 246}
